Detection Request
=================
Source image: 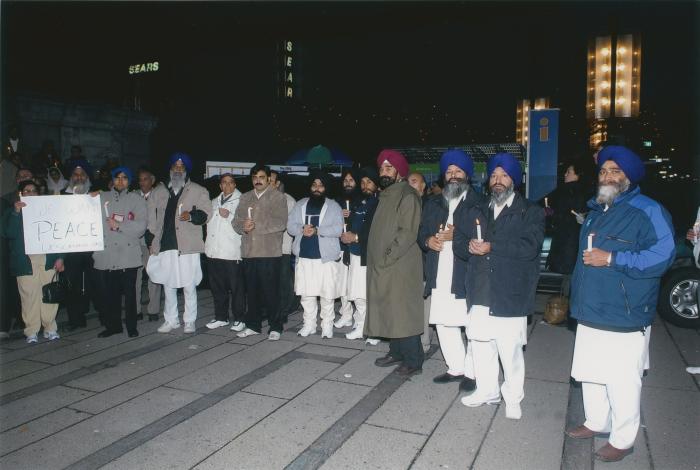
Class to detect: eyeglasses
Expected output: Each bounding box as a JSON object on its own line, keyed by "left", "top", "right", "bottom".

{"left": 21, "top": 189, "right": 38, "bottom": 195}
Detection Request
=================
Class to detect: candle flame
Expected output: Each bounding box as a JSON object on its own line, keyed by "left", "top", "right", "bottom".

{"left": 475, "top": 218, "right": 480, "bottom": 225}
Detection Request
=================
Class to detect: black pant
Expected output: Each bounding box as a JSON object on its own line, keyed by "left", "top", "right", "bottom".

{"left": 389, "top": 335, "right": 425, "bottom": 369}
{"left": 243, "top": 257, "right": 282, "bottom": 333}
{"left": 102, "top": 268, "right": 138, "bottom": 333}
{"left": 64, "top": 251, "right": 94, "bottom": 327}
{"left": 207, "top": 257, "right": 245, "bottom": 322}
{"left": 278, "top": 254, "right": 299, "bottom": 321}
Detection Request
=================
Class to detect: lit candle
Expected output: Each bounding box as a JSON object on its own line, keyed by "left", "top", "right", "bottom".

{"left": 587, "top": 233, "right": 594, "bottom": 252}
{"left": 247, "top": 207, "right": 252, "bottom": 219}
{"left": 544, "top": 197, "right": 549, "bottom": 208}
{"left": 476, "top": 218, "right": 482, "bottom": 242}
{"left": 104, "top": 201, "right": 110, "bottom": 218}
{"left": 345, "top": 200, "right": 350, "bottom": 211}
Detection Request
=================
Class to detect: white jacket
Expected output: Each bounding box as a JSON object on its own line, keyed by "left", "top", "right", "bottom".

{"left": 205, "top": 189, "right": 242, "bottom": 260}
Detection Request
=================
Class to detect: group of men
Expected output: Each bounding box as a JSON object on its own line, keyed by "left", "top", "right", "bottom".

{"left": 2, "top": 142, "right": 676, "bottom": 464}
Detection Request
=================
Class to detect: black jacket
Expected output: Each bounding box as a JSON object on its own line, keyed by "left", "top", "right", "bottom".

{"left": 454, "top": 192, "right": 545, "bottom": 317}
{"left": 418, "top": 189, "right": 482, "bottom": 298}
{"left": 544, "top": 181, "right": 590, "bottom": 274}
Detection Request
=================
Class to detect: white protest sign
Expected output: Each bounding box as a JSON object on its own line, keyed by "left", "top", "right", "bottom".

{"left": 21, "top": 194, "right": 105, "bottom": 254}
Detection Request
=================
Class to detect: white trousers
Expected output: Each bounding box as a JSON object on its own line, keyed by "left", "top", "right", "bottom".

{"left": 351, "top": 298, "right": 367, "bottom": 329}
{"left": 301, "top": 296, "right": 336, "bottom": 328}
{"left": 163, "top": 284, "right": 198, "bottom": 325}
{"left": 436, "top": 325, "right": 474, "bottom": 378}
{"left": 471, "top": 334, "right": 525, "bottom": 404}
{"left": 582, "top": 378, "right": 642, "bottom": 449}
{"left": 338, "top": 296, "right": 353, "bottom": 320}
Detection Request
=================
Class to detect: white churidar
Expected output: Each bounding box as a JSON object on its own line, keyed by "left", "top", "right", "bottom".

{"left": 163, "top": 284, "right": 198, "bottom": 325}
{"left": 436, "top": 324, "right": 474, "bottom": 377}
{"left": 300, "top": 296, "right": 336, "bottom": 329}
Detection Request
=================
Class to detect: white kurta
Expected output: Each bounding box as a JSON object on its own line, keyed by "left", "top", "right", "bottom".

{"left": 571, "top": 323, "right": 651, "bottom": 384}
{"left": 468, "top": 305, "right": 528, "bottom": 344}
{"left": 295, "top": 257, "right": 344, "bottom": 299}
{"left": 430, "top": 195, "right": 469, "bottom": 326}
{"left": 346, "top": 253, "right": 367, "bottom": 300}
{"left": 146, "top": 250, "right": 202, "bottom": 289}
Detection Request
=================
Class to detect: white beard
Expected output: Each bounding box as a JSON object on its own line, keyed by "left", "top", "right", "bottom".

{"left": 596, "top": 179, "right": 630, "bottom": 206}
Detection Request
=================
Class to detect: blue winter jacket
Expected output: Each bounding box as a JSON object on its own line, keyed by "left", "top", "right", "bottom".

{"left": 570, "top": 186, "right": 675, "bottom": 329}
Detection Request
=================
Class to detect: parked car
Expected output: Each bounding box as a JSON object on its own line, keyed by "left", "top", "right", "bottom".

{"left": 658, "top": 239, "right": 699, "bottom": 329}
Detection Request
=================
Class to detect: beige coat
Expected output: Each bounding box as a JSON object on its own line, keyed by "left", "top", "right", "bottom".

{"left": 149, "top": 180, "right": 211, "bottom": 255}
{"left": 364, "top": 181, "right": 424, "bottom": 338}
{"left": 232, "top": 187, "right": 288, "bottom": 258}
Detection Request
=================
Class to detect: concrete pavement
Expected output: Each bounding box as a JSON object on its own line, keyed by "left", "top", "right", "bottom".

{"left": 0, "top": 291, "right": 698, "bottom": 470}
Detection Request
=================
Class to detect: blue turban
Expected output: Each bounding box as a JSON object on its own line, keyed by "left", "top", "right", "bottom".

{"left": 168, "top": 152, "right": 193, "bottom": 173}
{"left": 440, "top": 149, "right": 474, "bottom": 178}
{"left": 111, "top": 166, "right": 134, "bottom": 183}
{"left": 597, "top": 145, "right": 645, "bottom": 186}
{"left": 487, "top": 153, "right": 522, "bottom": 187}
{"left": 65, "top": 158, "right": 93, "bottom": 178}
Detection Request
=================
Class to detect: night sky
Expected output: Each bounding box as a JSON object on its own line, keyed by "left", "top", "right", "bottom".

{"left": 3, "top": 1, "right": 698, "bottom": 169}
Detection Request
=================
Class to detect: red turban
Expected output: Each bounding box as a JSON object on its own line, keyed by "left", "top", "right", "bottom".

{"left": 376, "top": 149, "right": 409, "bottom": 178}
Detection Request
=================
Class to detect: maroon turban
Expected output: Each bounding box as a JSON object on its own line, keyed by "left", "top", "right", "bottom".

{"left": 376, "top": 149, "right": 409, "bottom": 178}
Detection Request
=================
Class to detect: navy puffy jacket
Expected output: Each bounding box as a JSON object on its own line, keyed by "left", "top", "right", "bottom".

{"left": 570, "top": 186, "right": 675, "bottom": 329}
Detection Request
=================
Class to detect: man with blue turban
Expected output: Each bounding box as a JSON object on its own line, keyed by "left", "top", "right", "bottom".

{"left": 147, "top": 153, "right": 211, "bottom": 334}
{"left": 454, "top": 153, "right": 544, "bottom": 420}
{"left": 566, "top": 146, "right": 675, "bottom": 462}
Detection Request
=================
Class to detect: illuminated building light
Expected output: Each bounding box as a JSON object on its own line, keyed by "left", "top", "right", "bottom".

{"left": 601, "top": 81, "right": 610, "bottom": 89}
{"left": 617, "top": 80, "right": 625, "bottom": 87}
{"left": 601, "top": 65, "right": 610, "bottom": 72}
{"left": 617, "top": 47, "right": 627, "bottom": 55}
{"left": 616, "top": 64, "right": 626, "bottom": 71}
{"left": 601, "top": 48, "right": 610, "bottom": 56}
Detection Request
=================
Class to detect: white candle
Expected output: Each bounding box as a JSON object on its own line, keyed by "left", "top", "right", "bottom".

{"left": 345, "top": 200, "right": 350, "bottom": 211}
{"left": 247, "top": 207, "right": 252, "bottom": 219}
{"left": 544, "top": 197, "right": 549, "bottom": 208}
{"left": 343, "top": 223, "right": 347, "bottom": 232}
{"left": 178, "top": 203, "right": 183, "bottom": 216}
{"left": 104, "top": 201, "right": 110, "bottom": 218}
{"left": 476, "top": 219, "right": 482, "bottom": 242}
{"left": 587, "top": 233, "right": 594, "bottom": 252}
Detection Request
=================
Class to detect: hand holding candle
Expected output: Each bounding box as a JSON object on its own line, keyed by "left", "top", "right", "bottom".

{"left": 476, "top": 218, "right": 482, "bottom": 242}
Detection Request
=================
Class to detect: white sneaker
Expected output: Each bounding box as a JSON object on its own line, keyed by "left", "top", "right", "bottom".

{"left": 365, "top": 338, "right": 380, "bottom": 346}
{"left": 505, "top": 403, "right": 522, "bottom": 420}
{"left": 157, "top": 322, "right": 180, "bottom": 333}
{"left": 334, "top": 317, "right": 353, "bottom": 328}
{"left": 184, "top": 322, "right": 196, "bottom": 333}
{"left": 321, "top": 326, "right": 333, "bottom": 339}
{"left": 686, "top": 366, "right": 700, "bottom": 374}
{"left": 268, "top": 331, "right": 281, "bottom": 341}
{"left": 345, "top": 327, "right": 364, "bottom": 340}
{"left": 206, "top": 320, "right": 229, "bottom": 330}
{"left": 297, "top": 324, "right": 317, "bottom": 337}
{"left": 230, "top": 321, "right": 246, "bottom": 332}
{"left": 26, "top": 334, "right": 38, "bottom": 344}
{"left": 236, "top": 328, "right": 260, "bottom": 338}
{"left": 43, "top": 331, "right": 60, "bottom": 341}
{"left": 461, "top": 392, "right": 501, "bottom": 408}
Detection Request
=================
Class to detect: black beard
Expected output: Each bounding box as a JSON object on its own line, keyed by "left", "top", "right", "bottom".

{"left": 308, "top": 191, "right": 326, "bottom": 208}
{"left": 343, "top": 186, "right": 355, "bottom": 195}
{"left": 379, "top": 176, "right": 395, "bottom": 189}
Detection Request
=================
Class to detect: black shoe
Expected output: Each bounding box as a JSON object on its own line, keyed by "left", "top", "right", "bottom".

{"left": 148, "top": 314, "right": 159, "bottom": 322}
{"left": 97, "top": 329, "right": 121, "bottom": 338}
{"left": 136, "top": 313, "right": 144, "bottom": 321}
{"left": 433, "top": 372, "right": 464, "bottom": 384}
{"left": 374, "top": 355, "right": 403, "bottom": 367}
{"left": 128, "top": 329, "right": 139, "bottom": 338}
{"left": 396, "top": 365, "right": 422, "bottom": 377}
{"left": 459, "top": 376, "right": 477, "bottom": 392}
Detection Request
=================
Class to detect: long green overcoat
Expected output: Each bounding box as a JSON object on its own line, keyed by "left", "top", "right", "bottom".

{"left": 364, "top": 180, "right": 424, "bottom": 338}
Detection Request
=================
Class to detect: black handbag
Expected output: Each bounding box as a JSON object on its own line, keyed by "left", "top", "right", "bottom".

{"left": 42, "top": 272, "right": 71, "bottom": 304}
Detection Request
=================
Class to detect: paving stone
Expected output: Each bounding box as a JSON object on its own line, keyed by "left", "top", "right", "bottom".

{"left": 70, "top": 343, "right": 244, "bottom": 414}
{"left": 281, "top": 329, "right": 376, "bottom": 350}
{"left": 101, "top": 391, "right": 286, "bottom": 470}
{"left": 643, "top": 321, "right": 697, "bottom": 391}
{"left": 0, "top": 386, "right": 201, "bottom": 470}
{"left": 66, "top": 333, "right": 228, "bottom": 392}
{"left": 0, "top": 362, "right": 82, "bottom": 397}
{"left": 411, "top": 397, "right": 497, "bottom": 470}
{"left": 167, "top": 339, "right": 299, "bottom": 394}
{"left": 525, "top": 321, "right": 575, "bottom": 383}
{"left": 0, "top": 337, "right": 77, "bottom": 363}
{"left": 243, "top": 358, "right": 339, "bottom": 399}
{"left": 296, "top": 343, "right": 361, "bottom": 359}
{"left": 641, "top": 386, "right": 700, "bottom": 470}
{"left": 320, "top": 424, "right": 425, "bottom": 470}
{"left": 472, "top": 378, "right": 569, "bottom": 470}
{"left": 0, "top": 408, "right": 91, "bottom": 456}
{"left": 0, "top": 359, "right": 50, "bottom": 382}
{"left": 366, "top": 359, "right": 460, "bottom": 435}
{"left": 0, "top": 385, "right": 94, "bottom": 432}
{"left": 325, "top": 350, "right": 393, "bottom": 387}
{"left": 194, "top": 380, "right": 369, "bottom": 469}
{"left": 664, "top": 322, "right": 700, "bottom": 366}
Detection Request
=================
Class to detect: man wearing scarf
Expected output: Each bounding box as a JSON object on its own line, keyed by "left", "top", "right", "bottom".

{"left": 288, "top": 170, "right": 344, "bottom": 338}
{"left": 367, "top": 150, "right": 425, "bottom": 376}
{"left": 46, "top": 167, "right": 67, "bottom": 195}
{"left": 340, "top": 167, "right": 379, "bottom": 340}
{"left": 419, "top": 150, "right": 480, "bottom": 392}
{"left": 92, "top": 167, "right": 147, "bottom": 338}
{"left": 566, "top": 146, "right": 675, "bottom": 462}
{"left": 147, "top": 153, "right": 211, "bottom": 334}
{"left": 454, "top": 153, "right": 544, "bottom": 420}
